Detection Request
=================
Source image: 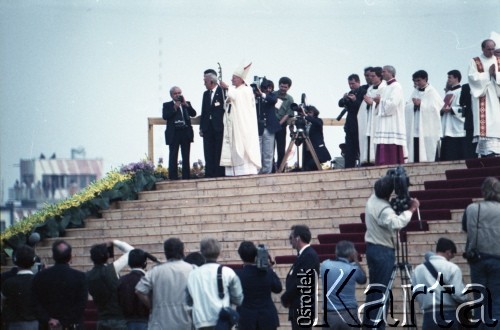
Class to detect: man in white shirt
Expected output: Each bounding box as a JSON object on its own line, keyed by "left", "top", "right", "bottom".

{"left": 412, "top": 238, "right": 469, "bottom": 329}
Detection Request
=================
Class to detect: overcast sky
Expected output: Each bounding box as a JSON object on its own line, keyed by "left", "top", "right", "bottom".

{"left": 1, "top": 0, "right": 499, "bottom": 202}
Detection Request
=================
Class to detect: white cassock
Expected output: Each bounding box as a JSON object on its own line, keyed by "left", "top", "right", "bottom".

{"left": 357, "top": 81, "right": 387, "bottom": 164}
{"left": 220, "top": 84, "right": 261, "bottom": 176}
{"left": 404, "top": 84, "right": 443, "bottom": 162}
{"left": 441, "top": 86, "right": 466, "bottom": 138}
{"left": 373, "top": 80, "right": 407, "bottom": 155}
{"left": 467, "top": 54, "right": 500, "bottom": 155}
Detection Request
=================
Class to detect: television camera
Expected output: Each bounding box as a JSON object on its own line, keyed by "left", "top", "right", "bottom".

{"left": 289, "top": 93, "right": 309, "bottom": 146}
{"left": 386, "top": 165, "right": 411, "bottom": 215}
{"left": 250, "top": 75, "right": 266, "bottom": 94}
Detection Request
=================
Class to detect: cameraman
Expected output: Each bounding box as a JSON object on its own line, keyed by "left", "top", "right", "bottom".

{"left": 254, "top": 79, "right": 281, "bottom": 174}
{"left": 86, "top": 239, "right": 135, "bottom": 330}
{"left": 362, "top": 175, "right": 419, "bottom": 329}
{"left": 235, "top": 241, "right": 282, "bottom": 330}
{"left": 301, "top": 106, "right": 331, "bottom": 171}
{"left": 162, "top": 86, "right": 197, "bottom": 180}
{"left": 338, "top": 74, "right": 366, "bottom": 168}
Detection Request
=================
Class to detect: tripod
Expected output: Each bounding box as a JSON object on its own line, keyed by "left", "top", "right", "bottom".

{"left": 278, "top": 128, "right": 322, "bottom": 172}
{"left": 373, "top": 230, "right": 418, "bottom": 329}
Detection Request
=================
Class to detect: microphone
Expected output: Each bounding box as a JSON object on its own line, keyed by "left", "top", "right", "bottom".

{"left": 336, "top": 108, "right": 348, "bottom": 121}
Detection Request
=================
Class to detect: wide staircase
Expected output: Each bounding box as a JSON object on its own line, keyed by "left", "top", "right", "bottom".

{"left": 28, "top": 157, "right": 500, "bottom": 329}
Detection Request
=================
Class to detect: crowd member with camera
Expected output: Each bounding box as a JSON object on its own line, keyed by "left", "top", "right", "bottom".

{"left": 2, "top": 245, "right": 39, "bottom": 330}
{"left": 234, "top": 241, "right": 282, "bottom": 330}
{"left": 281, "top": 225, "right": 320, "bottom": 330}
{"left": 338, "top": 74, "right": 367, "bottom": 168}
{"left": 462, "top": 177, "right": 500, "bottom": 325}
{"left": 86, "top": 239, "right": 135, "bottom": 330}
{"left": 301, "top": 106, "right": 331, "bottom": 171}
{"left": 404, "top": 70, "right": 443, "bottom": 163}
{"left": 363, "top": 175, "right": 419, "bottom": 329}
{"left": 411, "top": 238, "right": 469, "bottom": 329}
{"left": 274, "top": 77, "right": 294, "bottom": 171}
{"left": 200, "top": 69, "right": 226, "bottom": 178}
{"left": 254, "top": 78, "right": 281, "bottom": 174}
{"left": 219, "top": 62, "right": 261, "bottom": 176}
{"left": 116, "top": 249, "right": 150, "bottom": 330}
{"left": 187, "top": 238, "right": 243, "bottom": 329}
{"left": 136, "top": 238, "right": 195, "bottom": 329}
{"left": 320, "top": 240, "right": 366, "bottom": 329}
{"left": 163, "top": 86, "right": 197, "bottom": 180}
{"left": 358, "top": 67, "right": 385, "bottom": 166}
{"left": 32, "top": 240, "right": 88, "bottom": 330}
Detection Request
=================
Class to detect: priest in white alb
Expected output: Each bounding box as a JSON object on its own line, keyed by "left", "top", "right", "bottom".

{"left": 405, "top": 70, "right": 443, "bottom": 162}
{"left": 357, "top": 67, "right": 386, "bottom": 166}
{"left": 467, "top": 34, "right": 500, "bottom": 157}
{"left": 219, "top": 62, "right": 262, "bottom": 176}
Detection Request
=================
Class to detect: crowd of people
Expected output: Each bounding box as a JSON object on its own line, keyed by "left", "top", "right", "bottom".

{"left": 2, "top": 174, "right": 500, "bottom": 329}
{"left": 163, "top": 34, "right": 499, "bottom": 178}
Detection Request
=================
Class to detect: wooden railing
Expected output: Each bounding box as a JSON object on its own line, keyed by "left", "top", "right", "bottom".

{"left": 147, "top": 117, "right": 345, "bottom": 162}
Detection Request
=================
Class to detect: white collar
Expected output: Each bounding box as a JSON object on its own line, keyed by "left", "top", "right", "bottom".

{"left": 298, "top": 244, "right": 311, "bottom": 256}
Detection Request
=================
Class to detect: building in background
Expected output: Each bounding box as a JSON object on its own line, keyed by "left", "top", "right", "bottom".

{"left": 1, "top": 149, "right": 103, "bottom": 230}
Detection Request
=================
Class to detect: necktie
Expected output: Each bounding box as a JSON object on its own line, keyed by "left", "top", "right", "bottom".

{"left": 209, "top": 90, "right": 213, "bottom": 103}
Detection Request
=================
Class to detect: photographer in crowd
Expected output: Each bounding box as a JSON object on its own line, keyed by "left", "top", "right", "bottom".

{"left": 274, "top": 77, "right": 294, "bottom": 171}
{"left": 254, "top": 78, "right": 281, "bottom": 174}
{"left": 301, "top": 106, "right": 331, "bottom": 171}
{"left": 462, "top": 176, "right": 500, "bottom": 325}
{"left": 338, "top": 74, "right": 367, "bottom": 168}
{"left": 320, "top": 240, "right": 366, "bottom": 329}
{"left": 235, "top": 241, "right": 282, "bottom": 330}
{"left": 363, "top": 175, "right": 419, "bottom": 329}
{"left": 163, "top": 86, "right": 197, "bottom": 180}
{"left": 86, "top": 239, "right": 134, "bottom": 330}
{"left": 412, "top": 238, "right": 469, "bottom": 329}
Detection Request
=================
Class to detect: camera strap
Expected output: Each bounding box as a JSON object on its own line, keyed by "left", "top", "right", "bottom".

{"left": 217, "top": 264, "right": 224, "bottom": 299}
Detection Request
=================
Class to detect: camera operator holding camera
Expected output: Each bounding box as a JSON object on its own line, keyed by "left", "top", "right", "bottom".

{"left": 254, "top": 78, "right": 281, "bottom": 174}
{"left": 162, "top": 86, "right": 197, "bottom": 180}
{"left": 363, "top": 175, "right": 419, "bottom": 328}
{"left": 86, "top": 239, "right": 135, "bottom": 329}
{"left": 338, "top": 74, "right": 367, "bottom": 168}
{"left": 301, "top": 106, "right": 331, "bottom": 171}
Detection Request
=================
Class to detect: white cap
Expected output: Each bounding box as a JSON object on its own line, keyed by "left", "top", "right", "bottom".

{"left": 490, "top": 31, "right": 500, "bottom": 50}
{"left": 233, "top": 62, "right": 252, "bottom": 81}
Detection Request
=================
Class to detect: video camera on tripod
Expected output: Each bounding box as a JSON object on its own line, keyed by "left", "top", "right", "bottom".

{"left": 289, "top": 93, "right": 309, "bottom": 146}
{"left": 386, "top": 165, "right": 411, "bottom": 215}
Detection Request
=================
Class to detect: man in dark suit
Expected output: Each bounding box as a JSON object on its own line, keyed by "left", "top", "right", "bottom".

{"left": 302, "top": 106, "right": 331, "bottom": 171}
{"left": 117, "top": 249, "right": 150, "bottom": 329}
{"left": 163, "top": 86, "right": 197, "bottom": 180}
{"left": 32, "top": 240, "right": 88, "bottom": 330}
{"left": 338, "top": 74, "right": 367, "bottom": 168}
{"left": 281, "top": 225, "right": 320, "bottom": 330}
{"left": 200, "top": 69, "right": 226, "bottom": 178}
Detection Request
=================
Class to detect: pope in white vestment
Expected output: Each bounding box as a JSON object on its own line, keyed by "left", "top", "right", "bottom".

{"left": 405, "top": 83, "right": 443, "bottom": 163}
{"left": 467, "top": 37, "right": 500, "bottom": 157}
{"left": 220, "top": 62, "right": 261, "bottom": 176}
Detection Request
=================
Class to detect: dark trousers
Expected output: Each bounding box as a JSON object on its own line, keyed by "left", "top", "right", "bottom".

{"left": 441, "top": 136, "right": 466, "bottom": 161}
{"left": 275, "top": 124, "right": 288, "bottom": 170}
{"left": 203, "top": 124, "right": 225, "bottom": 178}
{"left": 464, "top": 130, "right": 478, "bottom": 159}
{"left": 344, "top": 127, "right": 359, "bottom": 168}
{"left": 364, "top": 243, "right": 395, "bottom": 329}
{"left": 168, "top": 129, "right": 191, "bottom": 180}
